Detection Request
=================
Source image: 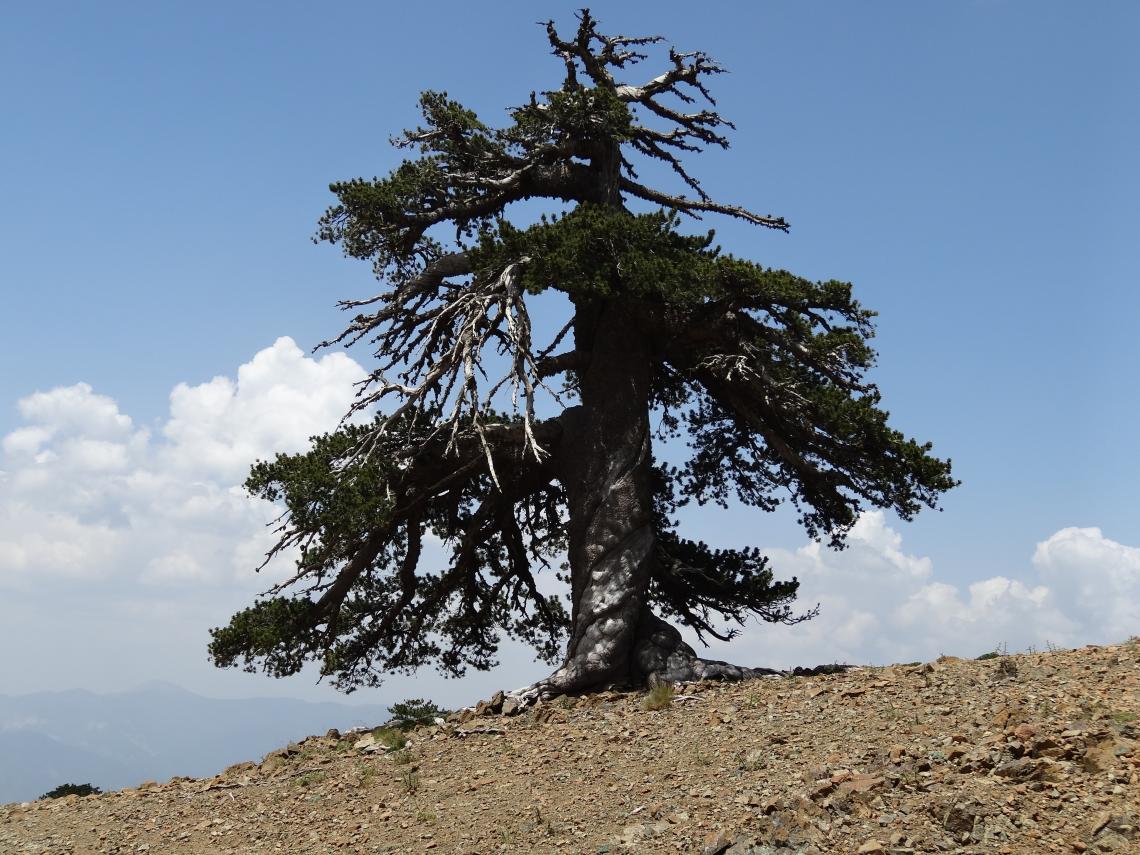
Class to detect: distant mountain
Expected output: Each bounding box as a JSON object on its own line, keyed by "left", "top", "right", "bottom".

{"left": 0, "top": 684, "right": 389, "bottom": 804}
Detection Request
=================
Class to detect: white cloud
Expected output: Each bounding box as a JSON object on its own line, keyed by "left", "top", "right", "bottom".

{"left": 143, "top": 550, "right": 210, "bottom": 585}
{"left": 0, "top": 503, "right": 124, "bottom": 581}
{"left": 161, "top": 337, "right": 365, "bottom": 483}
{"left": 696, "top": 511, "right": 1123, "bottom": 670}
{"left": 17, "top": 382, "right": 133, "bottom": 440}
{"left": 0, "top": 337, "right": 364, "bottom": 592}
{"left": 1, "top": 426, "right": 53, "bottom": 456}
{"left": 1032, "top": 526, "right": 1140, "bottom": 644}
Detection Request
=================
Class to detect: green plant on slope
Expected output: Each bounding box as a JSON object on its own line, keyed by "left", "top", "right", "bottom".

{"left": 643, "top": 683, "right": 675, "bottom": 711}
{"left": 40, "top": 783, "right": 101, "bottom": 800}
{"left": 388, "top": 698, "right": 448, "bottom": 730}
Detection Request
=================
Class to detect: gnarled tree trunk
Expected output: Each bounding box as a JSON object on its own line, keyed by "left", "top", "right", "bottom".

{"left": 527, "top": 301, "right": 776, "bottom": 698}
{"left": 542, "top": 300, "right": 656, "bottom": 694}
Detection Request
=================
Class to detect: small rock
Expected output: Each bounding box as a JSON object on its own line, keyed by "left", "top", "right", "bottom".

{"left": 940, "top": 801, "right": 986, "bottom": 836}
{"left": 994, "top": 757, "right": 1041, "bottom": 781}
{"left": 534, "top": 706, "right": 566, "bottom": 724}
{"left": 1013, "top": 723, "right": 1037, "bottom": 742}
{"left": 809, "top": 779, "right": 835, "bottom": 800}
{"left": 1090, "top": 811, "right": 1113, "bottom": 836}
{"left": 857, "top": 842, "right": 885, "bottom": 854}
{"left": 702, "top": 829, "right": 732, "bottom": 855}
{"left": 838, "top": 774, "right": 884, "bottom": 795}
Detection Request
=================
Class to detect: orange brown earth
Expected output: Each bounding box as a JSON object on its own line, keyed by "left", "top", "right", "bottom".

{"left": 2, "top": 642, "right": 1137, "bottom": 854}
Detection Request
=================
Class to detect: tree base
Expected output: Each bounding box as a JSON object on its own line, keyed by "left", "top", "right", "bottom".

{"left": 633, "top": 611, "right": 783, "bottom": 684}
{"left": 507, "top": 611, "right": 784, "bottom": 708}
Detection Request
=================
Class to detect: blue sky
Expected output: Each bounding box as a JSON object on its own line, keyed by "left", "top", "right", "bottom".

{"left": 1, "top": 2, "right": 1137, "bottom": 706}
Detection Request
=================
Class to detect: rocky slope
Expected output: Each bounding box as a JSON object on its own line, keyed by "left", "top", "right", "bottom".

{"left": 2, "top": 642, "right": 1137, "bottom": 854}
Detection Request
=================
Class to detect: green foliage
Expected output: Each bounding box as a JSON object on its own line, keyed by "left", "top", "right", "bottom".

{"left": 40, "top": 782, "right": 101, "bottom": 799}
{"left": 294, "top": 771, "right": 326, "bottom": 789}
{"left": 511, "top": 85, "right": 633, "bottom": 147}
{"left": 472, "top": 206, "right": 718, "bottom": 302}
{"left": 387, "top": 698, "right": 448, "bottom": 730}
{"left": 372, "top": 726, "right": 407, "bottom": 751}
{"left": 977, "top": 642, "right": 1008, "bottom": 660}
{"left": 643, "top": 683, "right": 675, "bottom": 711}
{"left": 208, "top": 415, "right": 569, "bottom": 690}
{"left": 391, "top": 748, "right": 415, "bottom": 765}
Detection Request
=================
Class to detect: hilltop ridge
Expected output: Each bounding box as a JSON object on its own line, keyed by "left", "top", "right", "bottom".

{"left": 2, "top": 642, "right": 1137, "bottom": 854}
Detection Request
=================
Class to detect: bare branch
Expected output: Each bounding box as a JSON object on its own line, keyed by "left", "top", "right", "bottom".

{"left": 619, "top": 177, "right": 789, "bottom": 230}
{"left": 536, "top": 349, "right": 589, "bottom": 378}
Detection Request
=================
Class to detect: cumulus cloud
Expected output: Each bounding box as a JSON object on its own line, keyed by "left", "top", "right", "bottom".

{"left": 0, "top": 337, "right": 363, "bottom": 591}
{"left": 1032, "top": 527, "right": 1140, "bottom": 645}
{"left": 161, "top": 338, "right": 365, "bottom": 482}
{"left": 696, "top": 512, "right": 1130, "bottom": 670}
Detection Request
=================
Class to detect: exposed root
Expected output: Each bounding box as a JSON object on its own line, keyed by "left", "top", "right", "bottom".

{"left": 632, "top": 611, "right": 783, "bottom": 685}
{"left": 505, "top": 611, "right": 801, "bottom": 713}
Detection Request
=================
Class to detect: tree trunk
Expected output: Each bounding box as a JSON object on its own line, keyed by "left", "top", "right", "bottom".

{"left": 540, "top": 300, "right": 656, "bottom": 694}
{"left": 521, "top": 301, "right": 779, "bottom": 699}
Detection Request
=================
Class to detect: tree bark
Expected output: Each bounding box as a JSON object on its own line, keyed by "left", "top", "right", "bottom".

{"left": 540, "top": 300, "right": 656, "bottom": 694}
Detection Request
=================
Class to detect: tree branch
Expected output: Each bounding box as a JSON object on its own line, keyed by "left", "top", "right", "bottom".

{"left": 620, "top": 177, "right": 788, "bottom": 230}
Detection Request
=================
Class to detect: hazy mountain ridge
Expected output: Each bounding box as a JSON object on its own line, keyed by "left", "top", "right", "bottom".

{"left": 0, "top": 683, "right": 389, "bottom": 803}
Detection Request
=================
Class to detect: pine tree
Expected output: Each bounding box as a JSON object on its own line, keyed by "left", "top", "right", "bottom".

{"left": 209, "top": 11, "right": 956, "bottom": 699}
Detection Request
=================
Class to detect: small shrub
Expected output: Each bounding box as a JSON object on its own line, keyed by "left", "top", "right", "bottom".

{"left": 387, "top": 698, "right": 448, "bottom": 731}
{"left": 294, "top": 771, "right": 326, "bottom": 788}
{"left": 996, "top": 657, "right": 1019, "bottom": 680}
{"left": 738, "top": 750, "right": 766, "bottom": 772}
{"left": 533, "top": 805, "right": 556, "bottom": 835}
{"left": 977, "top": 642, "right": 1008, "bottom": 660}
{"left": 391, "top": 748, "right": 415, "bottom": 765}
{"left": 643, "top": 683, "right": 675, "bottom": 711}
{"left": 357, "top": 765, "right": 378, "bottom": 787}
{"left": 400, "top": 768, "right": 420, "bottom": 795}
{"left": 372, "top": 726, "right": 407, "bottom": 751}
{"left": 40, "top": 783, "right": 101, "bottom": 800}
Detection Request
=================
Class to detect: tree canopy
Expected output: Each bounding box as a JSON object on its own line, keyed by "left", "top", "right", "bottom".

{"left": 209, "top": 10, "right": 956, "bottom": 697}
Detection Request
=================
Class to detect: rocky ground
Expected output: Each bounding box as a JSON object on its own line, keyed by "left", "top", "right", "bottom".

{"left": 2, "top": 641, "right": 1138, "bottom": 854}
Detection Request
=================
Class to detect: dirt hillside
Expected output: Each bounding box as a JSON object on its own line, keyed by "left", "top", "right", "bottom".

{"left": 3, "top": 641, "right": 1138, "bottom": 854}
